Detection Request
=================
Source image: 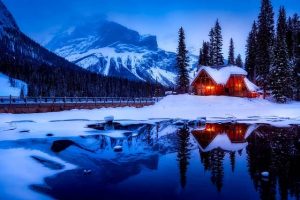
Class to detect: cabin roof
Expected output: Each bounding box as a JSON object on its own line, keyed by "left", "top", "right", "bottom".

{"left": 191, "top": 65, "right": 248, "bottom": 85}
{"left": 244, "top": 77, "right": 259, "bottom": 92}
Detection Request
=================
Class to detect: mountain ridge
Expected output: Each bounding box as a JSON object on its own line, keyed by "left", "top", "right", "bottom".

{"left": 47, "top": 19, "right": 198, "bottom": 86}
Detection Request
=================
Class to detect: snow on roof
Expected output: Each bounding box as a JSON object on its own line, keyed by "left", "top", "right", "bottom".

{"left": 244, "top": 124, "right": 259, "bottom": 139}
{"left": 199, "top": 133, "right": 248, "bottom": 152}
{"left": 244, "top": 77, "right": 259, "bottom": 92}
{"left": 191, "top": 65, "right": 248, "bottom": 85}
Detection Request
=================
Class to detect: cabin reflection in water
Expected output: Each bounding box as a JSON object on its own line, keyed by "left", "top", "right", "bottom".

{"left": 192, "top": 123, "right": 258, "bottom": 152}
{"left": 191, "top": 123, "right": 258, "bottom": 192}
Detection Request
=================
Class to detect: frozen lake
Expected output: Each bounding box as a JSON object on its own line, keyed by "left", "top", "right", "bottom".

{"left": 0, "top": 119, "right": 299, "bottom": 200}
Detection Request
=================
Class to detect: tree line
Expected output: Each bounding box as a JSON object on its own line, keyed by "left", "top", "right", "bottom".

{"left": 245, "top": 0, "right": 300, "bottom": 102}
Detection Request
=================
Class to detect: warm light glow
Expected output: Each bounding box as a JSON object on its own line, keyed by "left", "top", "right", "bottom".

{"left": 206, "top": 85, "right": 215, "bottom": 90}
{"left": 205, "top": 124, "right": 216, "bottom": 132}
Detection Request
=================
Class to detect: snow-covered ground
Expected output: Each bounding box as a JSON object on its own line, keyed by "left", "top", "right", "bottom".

{"left": 0, "top": 73, "right": 28, "bottom": 96}
{"left": 0, "top": 148, "right": 76, "bottom": 200}
{"left": 1, "top": 95, "right": 300, "bottom": 126}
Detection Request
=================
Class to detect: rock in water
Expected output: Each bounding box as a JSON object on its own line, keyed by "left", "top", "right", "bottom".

{"left": 83, "top": 169, "right": 92, "bottom": 175}
{"left": 113, "top": 145, "right": 123, "bottom": 152}
{"left": 104, "top": 116, "right": 114, "bottom": 123}
{"left": 261, "top": 171, "right": 269, "bottom": 177}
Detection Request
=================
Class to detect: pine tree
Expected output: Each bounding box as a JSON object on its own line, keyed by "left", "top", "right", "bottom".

{"left": 286, "top": 17, "right": 295, "bottom": 59}
{"left": 199, "top": 41, "right": 210, "bottom": 66}
{"left": 20, "top": 86, "right": 25, "bottom": 98}
{"left": 198, "top": 48, "right": 203, "bottom": 68}
{"left": 291, "top": 14, "right": 300, "bottom": 100}
{"left": 245, "top": 21, "right": 258, "bottom": 82}
{"left": 176, "top": 27, "right": 190, "bottom": 94}
{"left": 208, "top": 20, "right": 224, "bottom": 66}
{"left": 214, "top": 20, "right": 224, "bottom": 66}
{"left": 228, "top": 38, "right": 235, "bottom": 65}
{"left": 235, "top": 54, "right": 243, "bottom": 68}
{"left": 256, "top": 0, "right": 275, "bottom": 98}
{"left": 209, "top": 28, "right": 216, "bottom": 66}
{"left": 270, "top": 7, "right": 292, "bottom": 103}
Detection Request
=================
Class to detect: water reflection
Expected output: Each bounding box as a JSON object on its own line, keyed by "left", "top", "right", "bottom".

{"left": 192, "top": 123, "right": 300, "bottom": 199}
{"left": 176, "top": 125, "right": 191, "bottom": 188}
{"left": 0, "top": 120, "right": 300, "bottom": 200}
{"left": 191, "top": 123, "right": 256, "bottom": 192}
{"left": 246, "top": 125, "right": 300, "bottom": 200}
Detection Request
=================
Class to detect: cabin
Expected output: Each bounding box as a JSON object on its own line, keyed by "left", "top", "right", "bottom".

{"left": 191, "top": 66, "right": 259, "bottom": 98}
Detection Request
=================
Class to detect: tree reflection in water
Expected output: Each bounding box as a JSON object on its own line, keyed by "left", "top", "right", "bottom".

{"left": 176, "top": 125, "right": 191, "bottom": 188}
{"left": 246, "top": 125, "right": 300, "bottom": 200}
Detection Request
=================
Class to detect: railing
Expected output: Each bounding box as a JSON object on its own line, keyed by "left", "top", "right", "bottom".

{"left": 0, "top": 96, "right": 163, "bottom": 105}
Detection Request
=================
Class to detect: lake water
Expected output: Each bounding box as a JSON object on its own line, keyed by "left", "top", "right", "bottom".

{"left": 0, "top": 120, "right": 299, "bottom": 200}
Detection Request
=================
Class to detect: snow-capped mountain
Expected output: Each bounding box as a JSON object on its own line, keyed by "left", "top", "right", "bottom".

{"left": 47, "top": 20, "right": 198, "bottom": 86}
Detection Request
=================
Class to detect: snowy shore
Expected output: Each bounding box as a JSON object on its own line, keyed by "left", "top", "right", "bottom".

{"left": 1, "top": 95, "right": 300, "bottom": 125}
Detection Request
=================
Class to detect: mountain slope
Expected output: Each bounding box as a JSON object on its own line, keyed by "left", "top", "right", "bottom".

{"left": 0, "top": 1, "right": 162, "bottom": 97}
{"left": 47, "top": 20, "right": 197, "bottom": 86}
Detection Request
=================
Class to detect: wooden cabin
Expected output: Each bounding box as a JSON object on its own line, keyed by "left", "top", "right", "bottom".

{"left": 191, "top": 66, "right": 259, "bottom": 98}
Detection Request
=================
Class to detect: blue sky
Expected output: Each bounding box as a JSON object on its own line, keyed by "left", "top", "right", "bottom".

{"left": 3, "top": 0, "right": 300, "bottom": 58}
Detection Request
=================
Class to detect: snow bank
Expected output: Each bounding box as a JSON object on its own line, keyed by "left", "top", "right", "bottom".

{"left": 0, "top": 148, "right": 76, "bottom": 200}
{"left": 1, "top": 95, "right": 299, "bottom": 125}
{"left": 0, "top": 73, "right": 28, "bottom": 96}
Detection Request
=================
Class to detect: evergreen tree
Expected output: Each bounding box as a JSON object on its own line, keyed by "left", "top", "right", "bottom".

{"left": 199, "top": 41, "right": 210, "bottom": 66}
{"left": 270, "top": 7, "right": 292, "bottom": 103}
{"left": 291, "top": 14, "right": 300, "bottom": 100}
{"left": 176, "top": 27, "right": 190, "bottom": 94}
{"left": 198, "top": 48, "right": 203, "bottom": 68}
{"left": 209, "top": 20, "right": 224, "bottom": 66}
{"left": 20, "top": 86, "right": 25, "bottom": 98}
{"left": 245, "top": 21, "right": 258, "bottom": 82}
{"left": 215, "top": 20, "right": 224, "bottom": 66}
{"left": 256, "top": 0, "right": 275, "bottom": 98}
{"left": 286, "top": 17, "right": 295, "bottom": 59}
{"left": 235, "top": 54, "right": 243, "bottom": 68}
{"left": 228, "top": 38, "right": 235, "bottom": 65}
{"left": 209, "top": 28, "right": 216, "bottom": 66}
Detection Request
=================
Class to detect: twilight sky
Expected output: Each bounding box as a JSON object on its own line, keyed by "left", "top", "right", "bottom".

{"left": 2, "top": 0, "right": 300, "bottom": 58}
